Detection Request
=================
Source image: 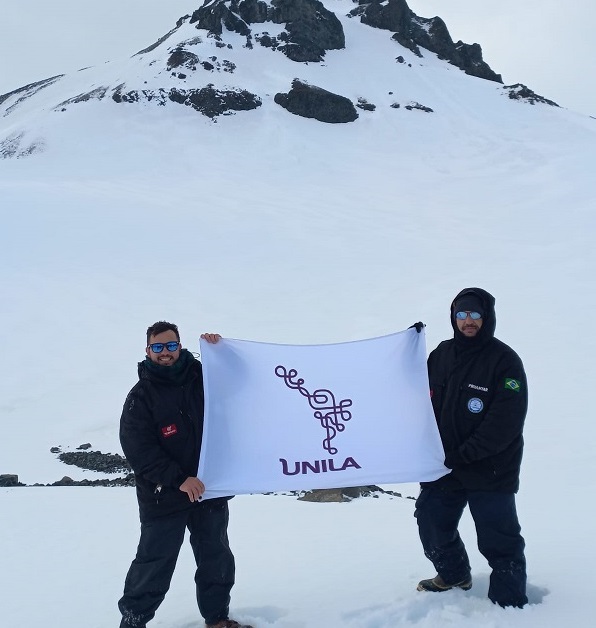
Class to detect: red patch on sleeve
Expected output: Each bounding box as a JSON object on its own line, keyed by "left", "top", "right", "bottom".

{"left": 161, "top": 424, "right": 178, "bottom": 438}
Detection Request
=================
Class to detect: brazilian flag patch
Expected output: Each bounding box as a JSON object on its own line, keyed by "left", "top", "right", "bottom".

{"left": 504, "top": 378, "right": 521, "bottom": 392}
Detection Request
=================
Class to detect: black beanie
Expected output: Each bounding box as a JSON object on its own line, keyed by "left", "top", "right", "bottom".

{"left": 453, "top": 294, "right": 484, "bottom": 317}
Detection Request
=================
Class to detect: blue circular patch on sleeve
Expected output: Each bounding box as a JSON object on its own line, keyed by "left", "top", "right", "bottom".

{"left": 467, "top": 397, "right": 484, "bottom": 413}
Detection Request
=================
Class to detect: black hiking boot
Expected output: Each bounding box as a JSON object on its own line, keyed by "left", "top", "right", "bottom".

{"left": 417, "top": 574, "right": 472, "bottom": 592}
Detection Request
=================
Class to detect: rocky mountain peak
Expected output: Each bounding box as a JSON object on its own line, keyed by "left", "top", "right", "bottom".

{"left": 185, "top": 0, "right": 499, "bottom": 79}
{"left": 0, "top": 0, "right": 558, "bottom": 158}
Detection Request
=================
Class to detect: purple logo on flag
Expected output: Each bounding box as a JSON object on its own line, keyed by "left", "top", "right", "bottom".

{"left": 274, "top": 365, "right": 353, "bottom": 455}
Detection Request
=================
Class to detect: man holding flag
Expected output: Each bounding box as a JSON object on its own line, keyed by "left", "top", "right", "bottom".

{"left": 415, "top": 288, "right": 528, "bottom": 609}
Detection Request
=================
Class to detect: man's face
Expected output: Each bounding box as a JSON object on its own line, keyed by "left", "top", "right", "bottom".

{"left": 456, "top": 312, "right": 483, "bottom": 337}
{"left": 146, "top": 330, "right": 181, "bottom": 366}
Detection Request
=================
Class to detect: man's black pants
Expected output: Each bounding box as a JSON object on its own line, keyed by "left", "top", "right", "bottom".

{"left": 119, "top": 498, "right": 235, "bottom": 627}
{"left": 415, "top": 485, "right": 527, "bottom": 608}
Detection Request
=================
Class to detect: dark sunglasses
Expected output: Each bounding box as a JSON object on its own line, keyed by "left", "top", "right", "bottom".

{"left": 148, "top": 341, "right": 181, "bottom": 353}
{"left": 455, "top": 311, "right": 482, "bottom": 320}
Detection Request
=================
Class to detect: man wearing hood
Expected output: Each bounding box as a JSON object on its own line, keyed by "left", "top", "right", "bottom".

{"left": 118, "top": 321, "right": 252, "bottom": 628}
{"left": 415, "top": 288, "right": 528, "bottom": 608}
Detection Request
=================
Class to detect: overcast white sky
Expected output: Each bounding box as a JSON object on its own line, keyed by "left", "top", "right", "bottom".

{"left": 0, "top": 0, "right": 593, "bottom": 116}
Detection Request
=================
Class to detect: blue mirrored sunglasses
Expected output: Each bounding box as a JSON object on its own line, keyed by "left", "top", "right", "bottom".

{"left": 149, "top": 341, "right": 180, "bottom": 353}
{"left": 455, "top": 311, "right": 482, "bottom": 320}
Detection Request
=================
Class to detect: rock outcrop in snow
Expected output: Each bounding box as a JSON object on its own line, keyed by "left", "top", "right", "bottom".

{"left": 274, "top": 79, "right": 358, "bottom": 123}
{"left": 350, "top": 0, "right": 502, "bottom": 82}
{"left": 190, "top": 0, "right": 345, "bottom": 62}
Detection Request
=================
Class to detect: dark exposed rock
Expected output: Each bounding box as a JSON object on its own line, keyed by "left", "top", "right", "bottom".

{"left": 167, "top": 48, "right": 200, "bottom": 71}
{"left": 169, "top": 85, "right": 261, "bottom": 117}
{"left": 352, "top": 0, "right": 413, "bottom": 35}
{"left": 113, "top": 83, "right": 260, "bottom": 118}
{"left": 391, "top": 31, "right": 422, "bottom": 57}
{"left": 298, "top": 485, "right": 406, "bottom": 502}
{"left": 405, "top": 101, "right": 433, "bottom": 112}
{"left": 166, "top": 50, "right": 236, "bottom": 74}
{"left": 415, "top": 15, "right": 454, "bottom": 61}
{"left": 275, "top": 79, "right": 358, "bottom": 123}
{"left": 268, "top": 0, "right": 345, "bottom": 62}
{"left": 299, "top": 488, "right": 349, "bottom": 502}
{"left": 190, "top": 1, "right": 252, "bottom": 37}
{"left": 356, "top": 97, "right": 376, "bottom": 111}
{"left": 49, "top": 474, "right": 135, "bottom": 487}
{"left": 77, "top": 443, "right": 92, "bottom": 450}
{"left": 58, "top": 450, "right": 131, "bottom": 474}
{"left": 190, "top": 0, "right": 345, "bottom": 62}
{"left": 46, "top": 449, "right": 135, "bottom": 486}
{"left": 112, "top": 88, "right": 168, "bottom": 105}
{"left": 55, "top": 87, "right": 110, "bottom": 110}
{"left": 237, "top": 0, "right": 270, "bottom": 23}
{"left": 450, "top": 39, "right": 501, "bottom": 82}
{"left": 0, "top": 474, "right": 24, "bottom": 487}
{"left": 53, "top": 476, "right": 75, "bottom": 486}
{"left": 176, "top": 14, "right": 191, "bottom": 28}
{"left": 256, "top": 33, "right": 278, "bottom": 49}
{"left": 180, "top": 36, "right": 204, "bottom": 47}
{"left": 503, "top": 83, "right": 559, "bottom": 107}
{"left": 351, "top": 0, "right": 502, "bottom": 83}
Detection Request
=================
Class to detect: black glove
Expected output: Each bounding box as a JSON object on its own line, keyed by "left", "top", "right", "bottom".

{"left": 409, "top": 322, "right": 425, "bottom": 333}
{"left": 444, "top": 450, "right": 464, "bottom": 469}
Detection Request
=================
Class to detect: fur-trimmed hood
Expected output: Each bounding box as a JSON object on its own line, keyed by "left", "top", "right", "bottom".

{"left": 450, "top": 287, "right": 496, "bottom": 346}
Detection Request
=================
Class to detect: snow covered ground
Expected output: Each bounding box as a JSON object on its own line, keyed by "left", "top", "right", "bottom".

{"left": 1, "top": 1, "right": 596, "bottom": 626}
{"left": 0, "top": 487, "right": 560, "bottom": 628}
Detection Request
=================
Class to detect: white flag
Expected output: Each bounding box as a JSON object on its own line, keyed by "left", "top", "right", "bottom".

{"left": 198, "top": 328, "right": 448, "bottom": 499}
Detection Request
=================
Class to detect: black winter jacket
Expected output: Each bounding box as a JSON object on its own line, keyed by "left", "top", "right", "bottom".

{"left": 427, "top": 288, "right": 528, "bottom": 493}
{"left": 120, "top": 350, "right": 205, "bottom": 521}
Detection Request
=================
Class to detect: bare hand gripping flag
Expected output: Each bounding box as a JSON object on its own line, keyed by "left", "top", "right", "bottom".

{"left": 198, "top": 327, "right": 448, "bottom": 499}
